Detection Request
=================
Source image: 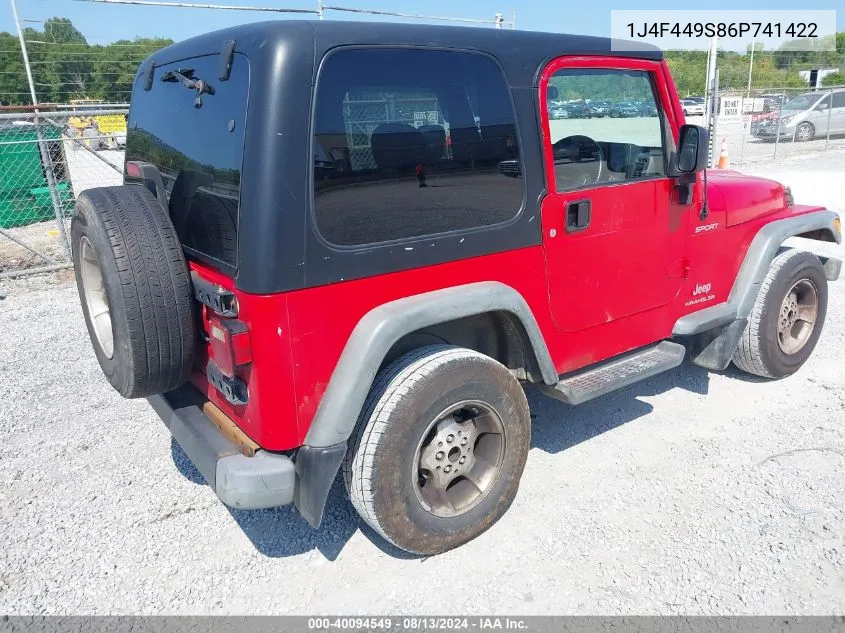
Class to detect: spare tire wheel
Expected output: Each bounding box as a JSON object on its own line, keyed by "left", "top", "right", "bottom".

{"left": 71, "top": 185, "right": 196, "bottom": 398}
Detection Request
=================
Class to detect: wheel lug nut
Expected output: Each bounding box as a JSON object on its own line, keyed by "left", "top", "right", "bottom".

{"left": 461, "top": 437, "right": 468, "bottom": 446}
{"left": 436, "top": 451, "right": 444, "bottom": 461}
{"left": 444, "top": 465, "right": 452, "bottom": 473}
{"left": 459, "top": 457, "right": 466, "bottom": 464}
{"left": 447, "top": 434, "right": 454, "bottom": 443}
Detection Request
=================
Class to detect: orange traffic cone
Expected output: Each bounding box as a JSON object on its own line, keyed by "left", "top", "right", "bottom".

{"left": 717, "top": 138, "right": 730, "bottom": 169}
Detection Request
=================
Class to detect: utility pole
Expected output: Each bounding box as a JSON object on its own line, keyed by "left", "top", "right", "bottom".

{"left": 704, "top": 35, "right": 719, "bottom": 168}
{"left": 10, "top": 0, "right": 72, "bottom": 258}
{"left": 746, "top": 41, "right": 756, "bottom": 98}
{"left": 10, "top": 0, "right": 38, "bottom": 105}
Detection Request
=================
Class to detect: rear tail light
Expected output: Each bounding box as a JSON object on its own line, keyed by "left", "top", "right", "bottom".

{"left": 208, "top": 317, "right": 253, "bottom": 378}
{"left": 125, "top": 161, "right": 142, "bottom": 178}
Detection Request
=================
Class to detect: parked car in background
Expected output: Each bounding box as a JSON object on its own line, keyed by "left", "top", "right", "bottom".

{"left": 551, "top": 102, "right": 590, "bottom": 119}
{"left": 681, "top": 98, "right": 705, "bottom": 116}
{"left": 610, "top": 101, "right": 640, "bottom": 117}
{"left": 751, "top": 89, "right": 845, "bottom": 142}
{"left": 637, "top": 101, "right": 658, "bottom": 116}
{"left": 565, "top": 101, "right": 589, "bottom": 118}
{"left": 586, "top": 100, "right": 611, "bottom": 117}
{"left": 550, "top": 106, "right": 570, "bottom": 119}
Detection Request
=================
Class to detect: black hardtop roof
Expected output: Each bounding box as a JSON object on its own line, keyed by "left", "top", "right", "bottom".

{"left": 146, "top": 20, "right": 661, "bottom": 88}
{"left": 132, "top": 20, "right": 663, "bottom": 294}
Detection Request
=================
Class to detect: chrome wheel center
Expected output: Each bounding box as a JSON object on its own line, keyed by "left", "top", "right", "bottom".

{"left": 777, "top": 279, "right": 818, "bottom": 355}
{"left": 413, "top": 401, "right": 506, "bottom": 518}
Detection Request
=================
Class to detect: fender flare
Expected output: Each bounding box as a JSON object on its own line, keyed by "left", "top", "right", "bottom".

{"left": 304, "top": 281, "right": 557, "bottom": 448}
{"left": 673, "top": 209, "right": 841, "bottom": 371}
{"left": 674, "top": 209, "right": 842, "bottom": 337}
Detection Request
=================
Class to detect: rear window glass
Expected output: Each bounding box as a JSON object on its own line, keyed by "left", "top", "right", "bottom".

{"left": 126, "top": 53, "right": 248, "bottom": 269}
{"left": 313, "top": 48, "right": 523, "bottom": 247}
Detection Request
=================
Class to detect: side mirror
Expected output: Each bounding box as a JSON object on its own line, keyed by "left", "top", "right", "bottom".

{"left": 677, "top": 124, "right": 708, "bottom": 174}
{"left": 547, "top": 86, "right": 559, "bottom": 102}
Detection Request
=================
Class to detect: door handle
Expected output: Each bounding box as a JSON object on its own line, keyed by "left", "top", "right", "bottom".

{"left": 565, "top": 199, "right": 591, "bottom": 233}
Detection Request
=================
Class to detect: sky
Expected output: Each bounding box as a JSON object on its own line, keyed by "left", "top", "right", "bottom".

{"left": 0, "top": 0, "right": 843, "bottom": 46}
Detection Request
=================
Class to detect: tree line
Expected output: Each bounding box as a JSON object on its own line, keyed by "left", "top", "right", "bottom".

{"left": 0, "top": 17, "right": 172, "bottom": 105}
{"left": 667, "top": 32, "right": 845, "bottom": 96}
{"left": 0, "top": 17, "right": 843, "bottom": 106}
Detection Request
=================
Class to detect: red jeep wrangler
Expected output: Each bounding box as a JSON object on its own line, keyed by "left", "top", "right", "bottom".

{"left": 70, "top": 21, "right": 842, "bottom": 556}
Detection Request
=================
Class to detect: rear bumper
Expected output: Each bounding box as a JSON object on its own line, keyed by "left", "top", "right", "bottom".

{"left": 147, "top": 386, "right": 295, "bottom": 510}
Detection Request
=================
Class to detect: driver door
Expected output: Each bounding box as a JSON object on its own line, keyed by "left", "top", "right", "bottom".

{"left": 539, "top": 57, "right": 688, "bottom": 333}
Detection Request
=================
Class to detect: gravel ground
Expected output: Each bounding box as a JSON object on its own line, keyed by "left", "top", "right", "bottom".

{"left": 1, "top": 151, "right": 844, "bottom": 615}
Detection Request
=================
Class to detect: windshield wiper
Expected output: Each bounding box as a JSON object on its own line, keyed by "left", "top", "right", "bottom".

{"left": 161, "top": 68, "right": 215, "bottom": 107}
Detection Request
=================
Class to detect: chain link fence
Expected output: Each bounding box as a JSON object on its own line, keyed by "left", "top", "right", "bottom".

{"left": 0, "top": 108, "right": 126, "bottom": 277}
{"left": 708, "top": 86, "right": 845, "bottom": 169}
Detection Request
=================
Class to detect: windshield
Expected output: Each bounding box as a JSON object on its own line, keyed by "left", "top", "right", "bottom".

{"left": 782, "top": 94, "right": 821, "bottom": 111}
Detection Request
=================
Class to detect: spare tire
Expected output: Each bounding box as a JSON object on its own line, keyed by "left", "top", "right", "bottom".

{"left": 71, "top": 185, "right": 196, "bottom": 398}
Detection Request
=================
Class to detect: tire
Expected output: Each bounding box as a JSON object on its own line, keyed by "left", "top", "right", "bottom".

{"left": 733, "top": 249, "right": 827, "bottom": 379}
{"left": 344, "top": 345, "right": 531, "bottom": 555}
{"left": 795, "top": 122, "right": 815, "bottom": 142}
{"left": 71, "top": 186, "right": 196, "bottom": 398}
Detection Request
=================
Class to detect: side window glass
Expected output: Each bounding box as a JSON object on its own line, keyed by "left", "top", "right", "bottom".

{"left": 547, "top": 68, "right": 666, "bottom": 192}
{"left": 828, "top": 92, "right": 845, "bottom": 108}
{"left": 313, "top": 48, "right": 523, "bottom": 247}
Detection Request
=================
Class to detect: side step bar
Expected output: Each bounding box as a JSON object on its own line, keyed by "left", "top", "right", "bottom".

{"left": 539, "top": 341, "right": 686, "bottom": 406}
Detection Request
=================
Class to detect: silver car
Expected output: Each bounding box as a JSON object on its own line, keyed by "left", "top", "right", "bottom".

{"left": 751, "top": 90, "right": 845, "bottom": 141}
{"left": 681, "top": 98, "right": 705, "bottom": 116}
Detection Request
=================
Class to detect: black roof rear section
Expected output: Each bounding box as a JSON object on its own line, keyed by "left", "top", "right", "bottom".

{"left": 144, "top": 20, "right": 661, "bottom": 90}
{"left": 133, "top": 21, "right": 662, "bottom": 294}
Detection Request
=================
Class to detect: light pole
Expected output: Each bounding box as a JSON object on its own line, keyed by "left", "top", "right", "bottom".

{"left": 704, "top": 35, "right": 719, "bottom": 167}
{"left": 746, "top": 42, "right": 757, "bottom": 98}
{"left": 10, "top": 0, "right": 38, "bottom": 105}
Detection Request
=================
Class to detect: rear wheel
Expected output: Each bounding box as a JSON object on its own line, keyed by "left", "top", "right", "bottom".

{"left": 344, "top": 345, "right": 531, "bottom": 555}
{"left": 733, "top": 249, "right": 827, "bottom": 378}
{"left": 71, "top": 185, "right": 196, "bottom": 398}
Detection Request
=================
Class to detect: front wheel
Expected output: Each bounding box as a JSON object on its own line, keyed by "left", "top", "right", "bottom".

{"left": 733, "top": 249, "right": 828, "bottom": 378}
{"left": 343, "top": 345, "right": 531, "bottom": 555}
{"left": 794, "top": 122, "right": 815, "bottom": 142}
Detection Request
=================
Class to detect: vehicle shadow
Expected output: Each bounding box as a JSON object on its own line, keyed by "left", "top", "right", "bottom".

{"left": 528, "top": 360, "right": 714, "bottom": 454}
{"left": 170, "top": 439, "right": 417, "bottom": 560}
{"left": 169, "top": 360, "right": 761, "bottom": 559}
